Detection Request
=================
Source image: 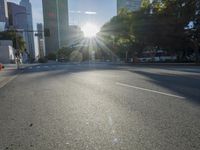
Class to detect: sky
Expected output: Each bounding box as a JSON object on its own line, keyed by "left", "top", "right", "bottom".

{"left": 7, "top": 0, "right": 117, "bottom": 56}
{"left": 69, "top": 0, "right": 117, "bottom": 28}
{"left": 7, "top": 0, "right": 117, "bottom": 29}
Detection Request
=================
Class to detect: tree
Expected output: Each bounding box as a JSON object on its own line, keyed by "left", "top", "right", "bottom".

{"left": 56, "top": 47, "right": 73, "bottom": 61}
{"left": 185, "top": 0, "right": 200, "bottom": 63}
{"left": 47, "top": 52, "right": 57, "bottom": 60}
{"left": 100, "top": 9, "right": 137, "bottom": 59}
{"left": 99, "top": 0, "right": 200, "bottom": 62}
{"left": 0, "top": 30, "right": 26, "bottom": 53}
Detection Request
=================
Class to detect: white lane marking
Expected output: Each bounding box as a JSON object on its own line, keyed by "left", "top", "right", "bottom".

{"left": 116, "top": 82, "right": 185, "bottom": 99}
{"left": 108, "top": 116, "right": 119, "bottom": 144}
{"left": 0, "top": 75, "right": 18, "bottom": 89}
{"left": 108, "top": 116, "right": 113, "bottom": 126}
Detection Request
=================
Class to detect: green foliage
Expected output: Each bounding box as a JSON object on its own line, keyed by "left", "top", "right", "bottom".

{"left": 56, "top": 47, "right": 74, "bottom": 61}
{"left": 99, "top": 0, "right": 200, "bottom": 62}
{"left": 38, "top": 57, "right": 48, "bottom": 63}
{"left": 0, "top": 30, "right": 26, "bottom": 53}
{"left": 47, "top": 52, "right": 57, "bottom": 60}
{"left": 100, "top": 9, "right": 136, "bottom": 58}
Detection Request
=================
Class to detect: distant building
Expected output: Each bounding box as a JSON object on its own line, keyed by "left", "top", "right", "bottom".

{"left": 7, "top": 2, "right": 29, "bottom": 51}
{"left": 0, "top": 0, "right": 8, "bottom": 22}
{"left": 0, "top": 0, "right": 8, "bottom": 29}
{"left": 7, "top": 2, "right": 27, "bottom": 31}
{"left": 37, "top": 23, "right": 45, "bottom": 58}
{"left": 20, "top": 0, "right": 35, "bottom": 58}
{"left": 117, "top": 0, "right": 141, "bottom": 13}
{"left": 42, "top": 0, "right": 69, "bottom": 55}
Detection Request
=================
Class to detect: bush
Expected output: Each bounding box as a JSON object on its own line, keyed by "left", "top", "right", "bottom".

{"left": 47, "top": 53, "right": 56, "bottom": 60}
{"left": 57, "top": 47, "right": 74, "bottom": 61}
{"left": 38, "top": 57, "right": 48, "bottom": 63}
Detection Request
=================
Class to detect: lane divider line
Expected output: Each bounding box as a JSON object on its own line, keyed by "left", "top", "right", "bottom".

{"left": 116, "top": 82, "right": 185, "bottom": 99}
{"left": 0, "top": 75, "right": 18, "bottom": 89}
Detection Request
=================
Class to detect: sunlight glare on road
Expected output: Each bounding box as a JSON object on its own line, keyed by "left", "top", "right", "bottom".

{"left": 81, "top": 23, "right": 99, "bottom": 38}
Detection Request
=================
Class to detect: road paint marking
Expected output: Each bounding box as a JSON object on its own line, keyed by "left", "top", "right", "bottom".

{"left": 0, "top": 75, "right": 18, "bottom": 89}
{"left": 108, "top": 116, "right": 113, "bottom": 126}
{"left": 116, "top": 82, "right": 185, "bottom": 99}
{"left": 108, "top": 116, "right": 119, "bottom": 144}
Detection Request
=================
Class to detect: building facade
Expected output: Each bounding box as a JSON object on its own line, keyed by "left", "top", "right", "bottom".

{"left": 117, "top": 0, "right": 141, "bottom": 13}
{"left": 7, "top": 2, "right": 29, "bottom": 54}
{"left": 37, "top": 23, "right": 45, "bottom": 58}
{"left": 42, "top": 0, "right": 69, "bottom": 55}
{"left": 20, "top": 0, "right": 35, "bottom": 58}
{"left": 0, "top": 0, "right": 8, "bottom": 30}
{"left": 0, "top": 0, "right": 8, "bottom": 22}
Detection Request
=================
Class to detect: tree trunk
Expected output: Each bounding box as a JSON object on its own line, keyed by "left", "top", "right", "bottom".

{"left": 193, "top": 40, "right": 200, "bottom": 64}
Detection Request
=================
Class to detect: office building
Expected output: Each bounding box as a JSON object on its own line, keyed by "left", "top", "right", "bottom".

{"left": 7, "top": 2, "right": 29, "bottom": 55}
{"left": 0, "top": 0, "right": 8, "bottom": 30}
{"left": 37, "top": 23, "right": 45, "bottom": 58}
{"left": 20, "top": 0, "right": 35, "bottom": 58}
{"left": 117, "top": 0, "right": 141, "bottom": 13}
{"left": 7, "top": 2, "right": 27, "bottom": 29}
{"left": 42, "top": 0, "right": 69, "bottom": 55}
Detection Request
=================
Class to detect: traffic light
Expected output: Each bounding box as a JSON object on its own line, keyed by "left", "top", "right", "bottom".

{"left": 44, "top": 28, "right": 50, "bottom": 37}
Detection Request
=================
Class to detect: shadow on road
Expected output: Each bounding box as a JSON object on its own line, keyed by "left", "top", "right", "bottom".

{"left": 131, "top": 70, "right": 200, "bottom": 104}
{"left": 21, "top": 64, "right": 200, "bottom": 104}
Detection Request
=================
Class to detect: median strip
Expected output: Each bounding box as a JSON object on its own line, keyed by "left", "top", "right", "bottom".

{"left": 116, "top": 82, "right": 185, "bottom": 99}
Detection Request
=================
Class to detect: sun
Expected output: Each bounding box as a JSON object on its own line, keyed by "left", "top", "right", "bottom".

{"left": 81, "top": 23, "right": 99, "bottom": 38}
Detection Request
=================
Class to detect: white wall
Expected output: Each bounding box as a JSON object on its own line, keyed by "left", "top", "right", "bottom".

{"left": 0, "top": 40, "right": 15, "bottom": 63}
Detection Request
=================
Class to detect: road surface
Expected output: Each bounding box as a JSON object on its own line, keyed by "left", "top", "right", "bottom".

{"left": 0, "top": 63, "right": 200, "bottom": 150}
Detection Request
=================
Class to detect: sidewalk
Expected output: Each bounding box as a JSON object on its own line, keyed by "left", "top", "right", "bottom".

{"left": 0, "top": 70, "right": 17, "bottom": 89}
{"left": 0, "top": 64, "right": 28, "bottom": 89}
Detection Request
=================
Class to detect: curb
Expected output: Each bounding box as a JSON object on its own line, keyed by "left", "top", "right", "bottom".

{"left": 0, "top": 75, "right": 18, "bottom": 89}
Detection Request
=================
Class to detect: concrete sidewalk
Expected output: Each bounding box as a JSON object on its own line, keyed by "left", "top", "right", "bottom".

{"left": 0, "top": 69, "right": 17, "bottom": 89}
{"left": 0, "top": 64, "right": 28, "bottom": 89}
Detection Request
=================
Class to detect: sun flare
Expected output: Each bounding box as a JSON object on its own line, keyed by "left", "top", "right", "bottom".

{"left": 81, "top": 23, "right": 99, "bottom": 38}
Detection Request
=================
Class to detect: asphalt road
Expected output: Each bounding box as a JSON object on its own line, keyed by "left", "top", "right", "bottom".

{"left": 0, "top": 63, "right": 200, "bottom": 150}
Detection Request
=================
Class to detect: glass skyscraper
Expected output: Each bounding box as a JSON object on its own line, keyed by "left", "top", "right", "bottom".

{"left": 42, "top": 0, "right": 69, "bottom": 55}
{"left": 0, "top": 0, "right": 8, "bottom": 31}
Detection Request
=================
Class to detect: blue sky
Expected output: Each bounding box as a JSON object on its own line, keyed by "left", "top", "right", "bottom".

{"left": 69, "top": 0, "right": 117, "bottom": 28}
{"left": 7, "top": 0, "right": 117, "bottom": 30}
{"left": 7, "top": 0, "right": 117, "bottom": 56}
